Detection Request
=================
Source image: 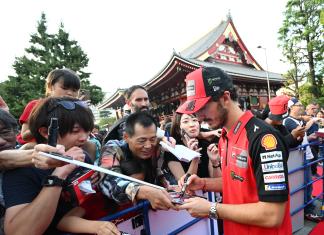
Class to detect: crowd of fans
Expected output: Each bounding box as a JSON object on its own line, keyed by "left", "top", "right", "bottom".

{"left": 0, "top": 67, "right": 323, "bottom": 235}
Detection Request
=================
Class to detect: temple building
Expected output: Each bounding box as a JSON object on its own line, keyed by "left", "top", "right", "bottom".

{"left": 99, "top": 15, "right": 283, "bottom": 120}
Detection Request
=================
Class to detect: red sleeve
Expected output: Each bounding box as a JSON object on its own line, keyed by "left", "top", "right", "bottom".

{"left": 19, "top": 100, "right": 39, "bottom": 124}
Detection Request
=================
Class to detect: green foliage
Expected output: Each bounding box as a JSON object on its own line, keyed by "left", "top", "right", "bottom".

{"left": 98, "top": 117, "right": 116, "bottom": 128}
{"left": 278, "top": 0, "right": 323, "bottom": 99}
{"left": 0, "top": 13, "right": 104, "bottom": 118}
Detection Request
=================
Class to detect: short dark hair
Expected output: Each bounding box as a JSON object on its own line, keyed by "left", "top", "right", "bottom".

{"left": 29, "top": 97, "right": 94, "bottom": 143}
{"left": 124, "top": 85, "right": 147, "bottom": 100}
{"left": 0, "top": 109, "right": 18, "bottom": 131}
{"left": 211, "top": 87, "right": 238, "bottom": 102}
{"left": 124, "top": 112, "right": 157, "bottom": 137}
{"left": 45, "top": 69, "right": 81, "bottom": 96}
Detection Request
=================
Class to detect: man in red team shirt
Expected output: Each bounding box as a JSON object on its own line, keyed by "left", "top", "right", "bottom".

{"left": 177, "top": 67, "right": 291, "bottom": 234}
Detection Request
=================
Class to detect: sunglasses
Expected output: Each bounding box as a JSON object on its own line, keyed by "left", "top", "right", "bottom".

{"left": 48, "top": 100, "right": 88, "bottom": 114}
{"left": 57, "top": 100, "right": 88, "bottom": 110}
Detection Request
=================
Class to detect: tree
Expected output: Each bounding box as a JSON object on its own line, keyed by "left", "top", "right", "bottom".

{"left": 278, "top": 0, "right": 323, "bottom": 100}
{"left": 0, "top": 13, "right": 104, "bottom": 117}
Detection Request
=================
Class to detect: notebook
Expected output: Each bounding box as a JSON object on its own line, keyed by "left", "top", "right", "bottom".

{"left": 160, "top": 141, "right": 201, "bottom": 162}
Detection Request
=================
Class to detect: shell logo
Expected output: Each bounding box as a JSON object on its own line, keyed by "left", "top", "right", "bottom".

{"left": 261, "top": 134, "right": 277, "bottom": 150}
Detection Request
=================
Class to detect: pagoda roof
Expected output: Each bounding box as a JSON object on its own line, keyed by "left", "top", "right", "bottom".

{"left": 180, "top": 15, "right": 263, "bottom": 70}
{"left": 181, "top": 20, "right": 228, "bottom": 59}
{"left": 99, "top": 15, "right": 284, "bottom": 110}
{"left": 185, "top": 58, "right": 282, "bottom": 82}
{"left": 98, "top": 88, "right": 126, "bottom": 110}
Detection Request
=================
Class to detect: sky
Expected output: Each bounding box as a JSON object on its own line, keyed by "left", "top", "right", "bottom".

{"left": 0, "top": 0, "right": 289, "bottom": 97}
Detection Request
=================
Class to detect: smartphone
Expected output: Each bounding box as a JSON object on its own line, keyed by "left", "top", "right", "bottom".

{"left": 169, "top": 191, "right": 186, "bottom": 205}
{"left": 181, "top": 129, "right": 191, "bottom": 141}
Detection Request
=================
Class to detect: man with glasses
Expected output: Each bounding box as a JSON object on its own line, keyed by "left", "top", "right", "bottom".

{"left": 99, "top": 112, "right": 176, "bottom": 211}
{"left": 176, "top": 67, "right": 291, "bottom": 234}
{"left": 283, "top": 98, "right": 323, "bottom": 221}
{"left": 305, "top": 103, "right": 321, "bottom": 177}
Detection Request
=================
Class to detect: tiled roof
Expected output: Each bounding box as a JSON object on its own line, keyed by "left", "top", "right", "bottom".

{"left": 180, "top": 20, "right": 228, "bottom": 59}
{"left": 186, "top": 58, "right": 283, "bottom": 81}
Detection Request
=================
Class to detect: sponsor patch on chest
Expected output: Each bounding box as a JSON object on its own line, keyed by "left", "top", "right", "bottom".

{"left": 230, "top": 171, "right": 244, "bottom": 182}
{"left": 231, "top": 147, "right": 248, "bottom": 169}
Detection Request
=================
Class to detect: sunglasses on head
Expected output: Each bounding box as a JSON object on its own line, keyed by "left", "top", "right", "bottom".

{"left": 57, "top": 100, "right": 88, "bottom": 110}
{"left": 48, "top": 100, "right": 88, "bottom": 114}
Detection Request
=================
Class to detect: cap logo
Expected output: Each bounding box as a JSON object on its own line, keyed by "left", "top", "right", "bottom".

{"left": 207, "top": 76, "right": 221, "bottom": 85}
{"left": 213, "top": 86, "right": 220, "bottom": 92}
{"left": 185, "top": 100, "right": 195, "bottom": 111}
{"left": 186, "top": 80, "right": 196, "bottom": 97}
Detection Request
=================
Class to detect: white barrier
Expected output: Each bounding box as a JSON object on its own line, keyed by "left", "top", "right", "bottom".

{"left": 287, "top": 149, "right": 305, "bottom": 233}
{"left": 116, "top": 192, "right": 218, "bottom": 235}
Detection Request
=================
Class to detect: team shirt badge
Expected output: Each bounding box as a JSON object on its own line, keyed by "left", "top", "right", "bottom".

{"left": 261, "top": 134, "right": 277, "bottom": 150}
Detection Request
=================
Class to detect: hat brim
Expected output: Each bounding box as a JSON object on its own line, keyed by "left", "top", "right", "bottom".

{"left": 176, "top": 97, "right": 211, "bottom": 114}
{"left": 268, "top": 111, "right": 289, "bottom": 121}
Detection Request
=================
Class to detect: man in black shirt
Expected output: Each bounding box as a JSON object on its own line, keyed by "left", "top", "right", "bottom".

{"left": 265, "top": 95, "right": 304, "bottom": 149}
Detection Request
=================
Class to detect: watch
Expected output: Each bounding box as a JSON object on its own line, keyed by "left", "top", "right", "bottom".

{"left": 212, "top": 161, "right": 221, "bottom": 168}
{"left": 209, "top": 202, "right": 218, "bottom": 219}
{"left": 42, "top": 175, "right": 66, "bottom": 187}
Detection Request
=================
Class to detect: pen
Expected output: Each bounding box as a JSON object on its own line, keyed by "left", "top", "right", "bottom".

{"left": 165, "top": 130, "right": 170, "bottom": 142}
{"left": 180, "top": 173, "right": 191, "bottom": 197}
{"left": 48, "top": 118, "right": 58, "bottom": 147}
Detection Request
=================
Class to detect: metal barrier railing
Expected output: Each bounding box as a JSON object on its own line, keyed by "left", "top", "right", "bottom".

{"left": 96, "top": 141, "right": 324, "bottom": 234}
{"left": 288, "top": 141, "right": 324, "bottom": 217}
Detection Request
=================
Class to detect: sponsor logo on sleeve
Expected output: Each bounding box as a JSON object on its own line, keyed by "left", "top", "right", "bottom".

{"left": 263, "top": 172, "right": 285, "bottom": 183}
{"left": 260, "top": 151, "right": 283, "bottom": 162}
{"left": 261, "top": 161, "right": 284, "bottom": 173}
{"left": 261, "top": 134, "right": 277, "bottom": 150}
{"left": 265, "top": 183, "right": 286, "bottom": 191}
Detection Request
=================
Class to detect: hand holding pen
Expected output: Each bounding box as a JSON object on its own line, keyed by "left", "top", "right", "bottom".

{"left": 163, "top": 130, "right": 176, "bottom": 148}
{"left": 180, "top": 173, "right": 191, "bottom": 197}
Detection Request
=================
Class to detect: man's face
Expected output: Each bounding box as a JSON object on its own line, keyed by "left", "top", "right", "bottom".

{"left": 58, "top": 124, "right": 90, "bottom": 150}
{"left": 306, "top": 104, "right": 318, "bottom": 116}
{"left": 0, "top": 122, "right": 16, "bottom": 151}
{"left": 196, "top": 100, "right": 227, "bottom": 129}
{"left": 128, "top": 89, "right": 150, "bottom": 113}
{"left": 290, "top": 103, "right": 304, "bottom": 116}
{"left": 126, "top": 123, "right": 157, "bottom": 160}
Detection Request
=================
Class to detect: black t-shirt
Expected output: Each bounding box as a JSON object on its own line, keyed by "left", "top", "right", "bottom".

{"left": 164, "top": 139, "right": 210, "bottom": 178}
{"left": 3, "top": 154, "right": 93, "bottom": 235}
{"left": 3, "top": 167, "right": 73, "bottom": 235}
